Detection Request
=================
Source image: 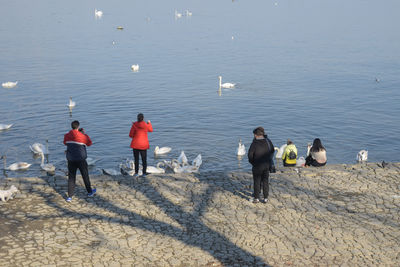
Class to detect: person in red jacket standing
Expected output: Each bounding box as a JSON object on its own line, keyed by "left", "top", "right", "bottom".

{"left": 63, "top": 120, "right": 96, "bottom": 202}
{"left": 129, "top": 113, "right": 153, "bottom": 176}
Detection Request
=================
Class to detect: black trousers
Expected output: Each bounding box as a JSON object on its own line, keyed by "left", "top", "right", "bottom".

{"left": 67, "top": 160, "right": 92, "bottom": 197}
{"left": 305, "top": 155, "right": 326, "bottom": 167}
{"left": 133, "top": 149, "right": 147, "bottom": 174}
{"left": 252, "top": 167, "right": 270, "bottom": 200}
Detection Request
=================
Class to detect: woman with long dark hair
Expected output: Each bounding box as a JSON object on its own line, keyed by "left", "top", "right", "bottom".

{"left": 129, "top": 113, "right": 153, "bottom": 176}
{"left": 305, "top": 138, "right": 327, "bottom": 167}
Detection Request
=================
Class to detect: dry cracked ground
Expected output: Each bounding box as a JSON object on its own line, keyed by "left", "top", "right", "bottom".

{"left": 1, "top": 162, "right": 400, "bottom": 266}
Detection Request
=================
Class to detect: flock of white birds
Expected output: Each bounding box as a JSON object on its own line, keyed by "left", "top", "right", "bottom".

{"left": 1, "top": 6, "right": 370, "bottom": 177}
{"left": 236, "top": 140, "right": 368, "bottom": 165}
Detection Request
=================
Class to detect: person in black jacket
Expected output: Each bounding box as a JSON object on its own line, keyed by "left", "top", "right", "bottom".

{"left": 248, "top": 127, "right": 274, "bottom": 203}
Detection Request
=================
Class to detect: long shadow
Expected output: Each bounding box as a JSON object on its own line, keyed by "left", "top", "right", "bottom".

{"left": 270, "top": 174, "right": 400, "bottom": 230}
{"left": 27, "top": 173, "right": 270, "bottom": 266}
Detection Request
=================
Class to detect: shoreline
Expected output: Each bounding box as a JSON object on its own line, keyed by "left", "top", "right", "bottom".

{"left": 1, "top": 162, "right": 400, "bottom": 266}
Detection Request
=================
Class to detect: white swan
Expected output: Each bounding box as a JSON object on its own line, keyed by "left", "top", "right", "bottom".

{"left": 237, "top": 139, "right": 246, "bottom": 156}
{"left": 177, "top": 151, "right": 188, "bottom": 165}
{"left": 1, "top": 156, "right": 31, "bottom": 171}
{"left": 30, "top": 140, "right": 49, "bottom": 155}
{"left": 175, "top": 10, "right": 182, "bottom": 18}
{"left": 192, "top": 154, "right": 202, "bottom": 168}
{"left": 40, "top": 153, "right": 55, "bottom": 173}
{"left": 173, "top": 154, "right": 202, "bottom": 173}
{"left": 154, "top": 146, "right": 172, "bottom": 155}
{"left": 95, "top": 9, "right": 103, "bottom": 17}
{"left": 218, "top": 76, "right": 235, "bottom": 89}
{"left": 147, "top": 162, "right": 166, "bottom": 174}
{"left": 274, "top": 144, "right": 287, "bottom": 159}
{"left": 68, "top": 97, "right": 76, "bottom": 108}
{"left": 2, "top": 81, "right": 18, "bottom": 88}
{"left": 131, "top": 64, "right": 139, "bottom": 72}
{"left": 162, "top": 159, "right": 181, "bottom": 170}
{"left": 0, "top": 124, "right": 13, "bottom": 131}
{"left": 357, "top": 150, "right": 368, "bottom": 162}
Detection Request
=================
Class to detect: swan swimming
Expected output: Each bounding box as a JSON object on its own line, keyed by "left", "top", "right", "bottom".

{"left": 2, "top": 81, "right": 18, "bottom": 88}
{"left": 0, "top": 124, "right": 13, "bottom": 131}
{"left": 68, "top": 97, "right": 76, "bottom": 108}
{"left": 175, "top": 10, "right": 182, "bottom": 18}
{"left": 131, "top": 64, "right": 140, "bottom": 72}
{"left": 1, "top": 156, "right": 31, "bottom": 171}
{"left": 147, "top": 162, "right": 166, "bottom": 174}
{"left": 177, "top": 151, "right": 188, "bottom": 165}
{"left": 40, "top": 153, "right": 56, "bottom": 173}
{"left": 173, "top": 154, "right": 202, "bottom": 173}
{"left": 95, "top": 9, "right": 103, "bottom": 17}
{"left": 218, "top": 76, "right": 235, "bottom": 89}
{"left": 154, "top": 146, "right": 172, "bottom": 155}
{"left": 237, "top": 139, "right": 246, "bottom": 156}
{"left": 357, "top": 150, "right": 368, "bottom": 162}
{"left": 30, "top": 140, "right": 49, "bottom": 155}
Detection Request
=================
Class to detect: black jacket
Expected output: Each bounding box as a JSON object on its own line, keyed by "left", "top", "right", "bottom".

{"left": 248, "top": 137, "right": 274, "bottom": 170}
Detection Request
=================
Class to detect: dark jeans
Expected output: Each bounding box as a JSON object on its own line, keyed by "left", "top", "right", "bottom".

{"left": 67, "top": 160, "right": 93, "bottom": 197}
{"left": 305, "top": 155, "right": 326, "bottom": 167}
{"left": 252, "top": 167, "right": 270, "bottom": 200}
{"left": 133, "top": 149, "right": 147, "bottom": 174}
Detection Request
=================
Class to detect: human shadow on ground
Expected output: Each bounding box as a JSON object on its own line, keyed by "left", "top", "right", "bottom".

{"left": 26, "top": 173, "right": 270, "bottom": 266}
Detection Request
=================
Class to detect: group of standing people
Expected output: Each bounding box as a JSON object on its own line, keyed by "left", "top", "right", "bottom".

{"left": 63, "top": 116, "right": 326, "bottom": 205}
{"left": 248, "top": 126, "right": 327, "bottom": 204}
{"left": 63, "top": 113, "right": 153, "bottom": 202}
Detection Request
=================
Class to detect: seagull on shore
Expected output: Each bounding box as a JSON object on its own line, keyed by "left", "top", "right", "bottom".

{"left": 2, "top": 81, "right": 18, "bottom": 88}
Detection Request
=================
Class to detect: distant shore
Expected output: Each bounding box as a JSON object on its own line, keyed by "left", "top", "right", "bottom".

{"left": 1, "top": 162, "right": 399, "bottom": 266}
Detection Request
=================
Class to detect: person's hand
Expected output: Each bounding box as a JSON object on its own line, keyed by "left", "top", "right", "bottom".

{"left": 147, "top": 120, "right": 151, "bottom": 123}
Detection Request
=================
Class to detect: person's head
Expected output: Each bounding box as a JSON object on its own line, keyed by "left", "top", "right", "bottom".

{"left": 253, "top": 127, "right": 265, "bottom": 138}
{"left": 71, "top": 120, "right": 80, "bottom": 130}
{"left": 311, "top": 138, "right": 325, "bottom": 152}
{"left": 287, "top": 139, "right": 293, "bottom": 145}
{"left": 137, "top": 113, "right": 144, "bottom": 122}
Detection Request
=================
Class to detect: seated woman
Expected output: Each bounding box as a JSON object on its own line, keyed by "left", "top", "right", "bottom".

{"left": 305, "top": 138, "right": 327, "bottom": 167}
{"left": 282, "top": 139, "right": 297, "bottom": 167}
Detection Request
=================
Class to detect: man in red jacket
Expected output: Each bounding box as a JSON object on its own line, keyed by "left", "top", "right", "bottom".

{"left": 129, "top": 113, "right": 153, "bottom": 176}
{"left": 63, "top": 120, "right": 96, "bottom": 202}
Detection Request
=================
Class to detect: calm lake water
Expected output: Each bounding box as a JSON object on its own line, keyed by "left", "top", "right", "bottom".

{"left": 1, "top": 0, "right": 400, "bottom": 177}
